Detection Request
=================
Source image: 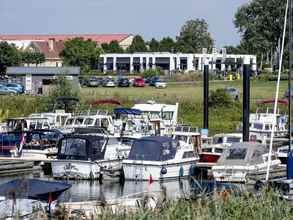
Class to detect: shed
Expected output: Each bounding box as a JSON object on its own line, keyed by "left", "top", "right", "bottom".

{"left": 6, "top": 67, "right": 80, "bottom": 94}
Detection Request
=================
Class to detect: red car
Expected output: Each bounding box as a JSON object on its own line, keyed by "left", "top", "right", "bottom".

{"left": 133, "top": 78, "right": 145, "bottom": 87}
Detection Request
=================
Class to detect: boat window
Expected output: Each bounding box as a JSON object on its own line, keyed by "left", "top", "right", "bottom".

{"left": 174, "top": 135, "right": 188, "bottom": 143}
{"left": 128, "top": 140, "right": 176, "bottom": 161}
{"left": 59, "top": 138, "right": 88, "bottom": 160}
{"left": 202, "top": 148, "right": 212, "bottom": 153}
{"left": 213, "top": 137, "right": 223, "bottom": 144}
{"left": 265, "top": 124, "right": 272, "bottom": 130}
{"left": 119, "top": 138, "right": 134, "bottom": 146}
{"left": 84, "top": 118, "right": 94, "bottom": 125}
{"left": 279, "top": 148, "right": 288, "bottom": 153}
{"left": 226, "top": 137, "right": 241, "bottom": 144}
{"left": 74, "top": 118, "right": 84, "bottom": 125}
{"left": 66, "top": 118, "right": 74, "bottom": 126}
{"left": 95, "top": 119, "right": 100, "bottom": 126}
{"left": 253, "top": 123, "right": 263, "bottom": 130}
{"left": 107, "top": 138, "right": 119, "bottom": 145}
{"left": 101, "top": 119, "right": 109, "bottom": 129}
{"left": 29, "top": 122, "right": 36, "bottom": 130}
{"left": 183, "top": 151, "right": 196, "bottom": 159}
{"left": 227, "top": 148, "right": 247, "bottom": 160}
{"left": 215, "top": 148, "right": 223, "bottom": 153}
{"left": 162, "top": 112, "right": 173, "bottom": 120}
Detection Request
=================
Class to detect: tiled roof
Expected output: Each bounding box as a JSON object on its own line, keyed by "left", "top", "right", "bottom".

{"left": 0, "top": 34, "right": 130, "bottom": 43}
{"left": 32, "top": 41, "right": 64, "bottom": 59}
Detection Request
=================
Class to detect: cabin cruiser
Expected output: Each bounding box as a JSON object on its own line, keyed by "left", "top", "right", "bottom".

{"left": 249, "top": 108, "right": 287, "bottom": 143}
{"left": 6, "top": 117, "right": 51, "bottom": 131}
{"left": 199, "top": 133, "right": 242, "bottom": 163}
{"left": 212, "top": 142, "right": 281, "bottom": 183}
{"left": 132, "top": 101, "right": 179, "bottom": 135}
{"left": 63, "top": 110, "right": 115, "bottom": 134}
{"left": 122, "top": 136, "right": 199, "bottom": 181}
{"left": 29, "top": 110, "right": 71, "bottom": 128}
{"left": 10, "top": 129, "right": 64, "bottom": 159}
{"left": 172, "top": 125, "right": 202, "bottom": 151}
{"left": 51, "top": 134, "right": 133, "bottom": 180}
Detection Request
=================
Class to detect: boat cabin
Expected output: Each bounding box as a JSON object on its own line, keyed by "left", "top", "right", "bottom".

{"left": 30, "top": 110, "right": 71, "bottom": 128}
{"left": 6, "top": 117, "right": 51, "bottom": 131}
{"left": 57, "top": 134, "right": 107, "bottom": 161}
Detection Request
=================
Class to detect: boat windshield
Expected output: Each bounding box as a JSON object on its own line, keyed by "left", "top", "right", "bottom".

{"left": 65, "top": 118, "right": 74, "bottom": 126}
{"left": 59, "top": 138, "right": 88, "bottom": 160}
{"left": 128, "top": 140, "right": 177, "bottom": 161}
{"left": 213, "top": 136, "right": 224, "bottom": 144}
{"left": 84, "top": 118, "right": 94, "bottom": 125}
{"left": 174, "top": 135, "right": 188, "bottom": 143}
{"left": 226, "top": 148, "right": 247, "bottom": 160}
{"left": 226, "top": 137, "right": 241, "bottom": 144}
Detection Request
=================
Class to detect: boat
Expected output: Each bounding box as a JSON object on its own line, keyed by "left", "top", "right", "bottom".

{"left": 6, "top": 117, "right": 52, "bottom": 131}
{"left": 249, "top": 106, "right": 288, "bottom": 143}
{"left": 277, "top": 144, "right": 292, "bottom": 164}
{"left": 29, "top": 110, "right": 71, "bottom": 128}
{"left": 122, "top": 136, "right": 199, "bottom": 181}
{"left": 212, "top": 142, "right": 281, "bottom": 183}
{"left": 10, "top": 129, "right": 64, "bottom": 159}
{"left": 0, "top": 178, "right": 71, "bottom": 219}
{"left": 132, "top": 101, "right": 179, "bottom": 135}
{"left": 51, "top": 133, "right": 133, "bottom": 180}
{"left": 199, "top": 133, "right": 242, "bottom": 163}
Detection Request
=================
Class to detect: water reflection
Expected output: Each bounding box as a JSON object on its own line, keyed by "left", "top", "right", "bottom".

{"left": 0, "top": 175, "right": 246, "bottom": 202}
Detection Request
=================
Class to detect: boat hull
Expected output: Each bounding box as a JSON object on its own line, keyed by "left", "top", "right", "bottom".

{"left": 122, "top": 160, "right": 197, "bottom": 181}
{"left": 199, "top": 153, "right": 220, "bottom": 163}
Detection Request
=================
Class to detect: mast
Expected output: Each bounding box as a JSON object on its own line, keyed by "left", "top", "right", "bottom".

{"left": 289, "top": 0, "right": 292, "bottom": 153}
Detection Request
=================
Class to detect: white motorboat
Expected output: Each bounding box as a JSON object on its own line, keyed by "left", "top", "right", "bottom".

{"left": 30, "top": 110, "right": 71, "bottom": 128}
{"left": 249, "top": 107, "right": 287, "bottom": 143}
{"left": 51, "top": 133, "right": 133, "bottom": 180}
{"left": 123, "top": 136, "right": 199, "bottom": 181}
{"left": 212, "top": 142, "right": 281, "bottom": 183}
{"left": 132, "top": 101, "right": 179, "bottom": 135}
{"left": 199, "top": 133, "right": 242, "bottom": 163}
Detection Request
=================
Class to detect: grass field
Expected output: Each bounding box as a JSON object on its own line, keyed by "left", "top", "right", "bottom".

{"left": 0, "top": 80, "right": 289, "bottom": 134}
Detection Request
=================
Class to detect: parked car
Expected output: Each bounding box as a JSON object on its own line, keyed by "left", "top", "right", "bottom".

{"left": 154, "top": 79, "right": 167, "bottom": 89}
{"left": 4, "top": 83, "right": 24, "bottom": 94}
{"left": 224, "top": 87, "right": 240, "bottom": 100}
{"left": 284, "top": 88, "right": 293, "bottom": 98}
{"left": 133, "top": 78, "right": 145, "bottom": 87}
{"left": 88, "top": 77, "right": 101, "bottom": 87}
{"left": 117, "top": 77, "right": 130, "bottom": 87}
{"left": 0, "top": 84, "right": 17, "bottom": 95}
{"left": 103, "top": 78, "right": 116, "bottom": 87}
{"left": 149, "top": 76, "right": 160, "bottom": 86}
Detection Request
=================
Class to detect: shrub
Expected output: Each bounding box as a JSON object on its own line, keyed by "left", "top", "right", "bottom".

{"left": 141, "top": 67, "right": 164, "bottom": 78}
{"left": 209, "top": 88, "right": 233, "bottom": 107}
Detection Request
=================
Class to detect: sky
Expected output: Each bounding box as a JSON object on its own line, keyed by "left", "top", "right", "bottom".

{"left": 0, "top": 0, "right": 249, "bottom": 47}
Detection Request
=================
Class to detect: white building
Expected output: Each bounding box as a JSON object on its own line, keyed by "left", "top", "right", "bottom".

{"left": 100, "top": 52, "right": 257, "bottom": 73}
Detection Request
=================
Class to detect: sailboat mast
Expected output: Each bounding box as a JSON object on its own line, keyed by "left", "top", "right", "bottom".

{"left": 289, "top": 0, "right": 292, "bottom": 152}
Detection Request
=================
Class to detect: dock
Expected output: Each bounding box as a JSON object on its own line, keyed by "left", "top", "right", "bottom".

{"left": 0, "top": 160, "right": 42, "bottom": 177}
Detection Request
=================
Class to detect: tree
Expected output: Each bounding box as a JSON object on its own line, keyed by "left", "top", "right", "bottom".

{"left": 0, "top": 42, "right": 21, "bottom": 75}
{"left": 148, "top": 38, "right": 160, "bottom": 52}
{"left": 223, "top": 45, "right": 244, "bottom": 54}
{"left": 101, "top": 40, "right": 124, "bottom": 53}
{"left": 234, "top": 0, "right": 286, "bottom": 68}
{"left": 60, "top": 38, "right": 102, "bottom": 73}
{"left": 176, "top": 19, "right": 214, "bottom": 53}
{"left": 159, "top": 37, "right": 176, "bottom": 52}
{"left": 21, "top": 51, "right": 45, "bottom": 66}
{"left": 127, "top": 35, "right": 148, "bottom": 53}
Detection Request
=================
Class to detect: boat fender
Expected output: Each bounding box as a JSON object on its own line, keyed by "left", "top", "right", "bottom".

{"left": 161, "top": 167, "right": 167, "bottom": 175}
{"left": 179, "top": 166, "right": 184, "bottom": 177}
{"left": 189, "top": 164, "right": 196, "bottom": 177}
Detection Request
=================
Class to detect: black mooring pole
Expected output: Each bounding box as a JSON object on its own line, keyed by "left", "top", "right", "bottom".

{"left": 243, "top": 57, "right": 250, "bottom": 142}
{"left": 288, "top": 0, "right": 292, "bottom": 153}
{"left": 203, "top": 59, "right": 209, "bottom": 129}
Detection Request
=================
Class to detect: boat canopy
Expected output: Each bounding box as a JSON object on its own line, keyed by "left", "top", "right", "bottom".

{"left": 128, "top": 136, "right": 178, "bottom": 161}
{"left": 114, "top": 108, "right": 142, "bottom": 115}
{"left": 57, "top": 134, "right": 107, "bottom": 161}
{"left": 217, "top": 142, "right": 269, "bottom": 166}
{"left": 0, "top": 179, "right": 71, "bottom": 201}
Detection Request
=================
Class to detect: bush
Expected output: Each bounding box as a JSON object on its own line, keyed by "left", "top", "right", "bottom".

{"left": 209, "top": 88, "right": 233, "bottom": 107}
{"left": 141, "top": 67, "right": 164, "bottom": 78}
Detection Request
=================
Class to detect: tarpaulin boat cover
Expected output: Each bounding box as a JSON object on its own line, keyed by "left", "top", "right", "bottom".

{"left": 114, "top": 108, "right": 142, "bottom": 115}
{"left": 0, "top": 179, "right": 71, "bottom": 201}
{"left": 128, "top": 136, "right": 177, "bottom": 161}
{"left": 287, "top": 151, "right": 293, "bottom": 179}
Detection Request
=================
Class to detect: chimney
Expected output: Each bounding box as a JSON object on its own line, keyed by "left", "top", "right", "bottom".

{"left": 48, "top": 38, "right": 55, "bottom": 51}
